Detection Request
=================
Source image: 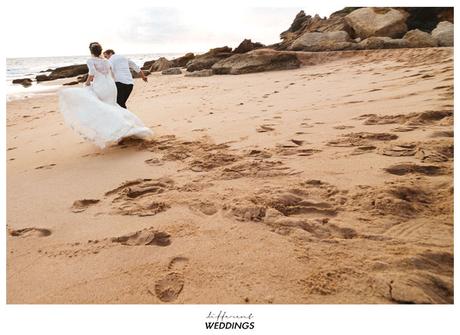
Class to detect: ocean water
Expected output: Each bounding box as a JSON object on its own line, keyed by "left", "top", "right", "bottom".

{"left": 6, "top": 53, "right": 182, "bottom": 101}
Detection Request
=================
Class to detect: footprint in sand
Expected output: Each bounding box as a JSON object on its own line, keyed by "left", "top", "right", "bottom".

{"left": 384, "top": 163, "right": 445, "bottom": 176}
{"left": 144, "top": 158, "right": 164, "bottom": 166}
{"left": 35, "top": 163, "right": 56, "bottom": 170}
{"left": 256, "top": 124, "right": 275, "bottom": 133}
{"left": 300, "top": 122, "right": 314, "bottom": 128}
{"left": 391, "top": 126, "right": 418, "bottom": 132}
{"left": 327, "top": 132, "right": 398, "bottom": 147}
{"left": 378, "top": 144, "right": 417, "bottom": 157}
{"left": 333, "top": 125, "right": 355, "bottom": 130}
{"left": 149, "top": 256, "right": 189, "bottom": 302}
{"left": 188, "top": 200, "right": 218, "bottom": 216}
{"left": 297, "top": 148, "right": 322, "bottom": 157}
{"left": 430, "top": 130, "right": 453, "bottom": 138}
{"left": 71, "top": 199, "right": 100, "bottom": 213}
{"left": 9, "top": 227, "right": 52, "bottom": 238}
{"left": 111, "top": 228, "right": 171, "bottom": 246}
{"left": 82, "top": 152, "right": 101, "bottom": 158}
{"left": 351, "top": 145, "right": 377, "bottom": 155}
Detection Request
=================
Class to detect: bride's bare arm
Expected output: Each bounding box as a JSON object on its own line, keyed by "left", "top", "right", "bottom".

{"left": 85, "top": 59, "right": 95, "bottom": 86}
{"left": 85, "top": 75, "right": 94, "bottom": 86}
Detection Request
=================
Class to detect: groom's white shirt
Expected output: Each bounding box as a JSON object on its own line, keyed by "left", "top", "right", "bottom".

{"left": 109, "top": 54, "right": 141, "bottom": 85}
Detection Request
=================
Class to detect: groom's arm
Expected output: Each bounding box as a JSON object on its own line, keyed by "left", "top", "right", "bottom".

{"left": 128, "top": 59, "right": 148, "bottom": 82}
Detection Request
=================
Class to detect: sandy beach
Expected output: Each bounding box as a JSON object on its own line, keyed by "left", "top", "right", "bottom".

{"left": 6, "top": 47, "right": 453, "bottom": 304}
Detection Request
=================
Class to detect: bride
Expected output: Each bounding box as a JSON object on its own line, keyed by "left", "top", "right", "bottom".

{"left": 59, "top": 42, "right": 153, "bottom": 148}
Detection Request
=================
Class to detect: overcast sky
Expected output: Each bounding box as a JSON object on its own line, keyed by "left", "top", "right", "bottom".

{"left": 5, "top": 1, "right": 340, "bottom": 57}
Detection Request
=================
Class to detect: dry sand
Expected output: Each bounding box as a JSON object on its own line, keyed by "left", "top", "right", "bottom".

{"left": 7, "top": 47, "right": 453, "bottom": 304}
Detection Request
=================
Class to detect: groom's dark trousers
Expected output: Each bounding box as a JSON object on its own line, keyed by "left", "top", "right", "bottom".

{"left": 115, "top": 82, "right": 134, "bottom": 109}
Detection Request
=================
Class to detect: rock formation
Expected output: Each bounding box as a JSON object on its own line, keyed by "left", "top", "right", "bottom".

{"left": 186, "top": 46, "right": 233, "bottom": 72}
{"left": 233, "top": 39, "right": 265, "bottom": 54}
{"left": 288, "top": 31, "right": 354, "bottom": 51}
{"left": 432, "top": 21, "right": 454, "bottom": 46}
{"left": 211, "top": 49, "right": 300, "bottom": 75}
{"left": 36, "top": 64, "right": 88, "bottom": 82}
{"left": 403, "top": 29, "right": 438, "bottom": 47}
{"left": 171, "top": 53, "right": 195, "bottom": 67}
{"left": 344, "top": 7, "right": 409, "bottom": 39}
{"left": 12, "top": 78, "right": 33, "bottom": 87}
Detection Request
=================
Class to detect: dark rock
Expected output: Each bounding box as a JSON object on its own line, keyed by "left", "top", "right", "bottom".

{"left": 344, "top": 7, "right": 409, "bottom": 39}
{"left": 49, "top": 64, "right": 88, "bottom": 80}
{"left": 36, "top": 64, "right": 88, "bottom": 82}
{"left": 141, "top": 59, "right": 157, "bottom": 71}
{"left": 36, "top": 74, "right": 51, "bottom": 82}
{"left": 148, "top": 57, "right": 173, "bottom": 72}
{"left": 186, "top": 46, "right": 233, "bottom": 72}
{"left": 206, "top": 46, "right": 233, "bottom": 55}
{"left": 233, "top": 39, "right": 265, "bottom": 53}
{"left": 212, "top": 49, "right": 300, "bottom": 75}
{"left": 63, "top": 80, "right": 80, "bottom": 86}
{"left": 12, "top": 78, "right": 33, "bottom": 87}
{"left": 171, "top": 53, "right": 195, "bottom": 67}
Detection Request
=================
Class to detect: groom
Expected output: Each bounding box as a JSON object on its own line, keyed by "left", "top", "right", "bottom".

{"left": 103, "top": 49, "right": 148, "bottom": 109}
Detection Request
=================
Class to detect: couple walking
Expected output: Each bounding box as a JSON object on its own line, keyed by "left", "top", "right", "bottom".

{"left": 59, "top": 42, "right": 153, "bottom": 148}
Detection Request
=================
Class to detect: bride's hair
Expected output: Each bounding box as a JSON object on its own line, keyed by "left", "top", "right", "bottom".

{"left": 89, "top": 42, "right": 102, "bottom": 57}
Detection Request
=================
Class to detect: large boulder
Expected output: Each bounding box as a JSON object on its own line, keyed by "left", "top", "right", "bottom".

{"left": 211, "top": 49, "right": 300, "bottom": 75}
{"left": 288, "top": 31, "right": 354, "bottom": 51}
{"left": 148, "top": 57, "right": 173, "bottom": 72}
{"left": 141, "top": 59, "right": 156, "bottom": 71}
{"left": 49, "top": 64, "right": 88, "bottom": 80}
{"left": 432, "top": 21, "right": 453, "bottom": 47}
{"left": 12, "top": 78, "right": 32, "bottom": 87}
{"left": 403, "top": 29, "right": 438, "bottom": 47}
{"left": 170, "top": 53, "right": 195, "bottom": 68}
{"left": 345, "top": 7, "right": 409, "bottom": 39}
{"left": 186, "top": 46, "right": 233, "bottom": 72}
{"left": 36, "top": 64, "right": 88, "bottom": 82}
{"left": 358, "top": 36, "right": 410, "bottom": 49}
{"left": 233, "top": 39, "right": 265, "bottom": 53}
{"left": 161, "top": 67, "right": 182, "bottom": 75}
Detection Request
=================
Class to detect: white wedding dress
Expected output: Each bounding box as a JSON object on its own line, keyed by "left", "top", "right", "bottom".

{"left": 59, "top": 57, "right": 153, "bottom": 148}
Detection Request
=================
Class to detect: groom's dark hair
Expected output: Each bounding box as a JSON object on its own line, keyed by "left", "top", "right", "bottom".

{"left": 89, "top": 42, "right": 102, "bottom": 57}
{"left": 104, "top": 49, "right": 115, "bottom": 56}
